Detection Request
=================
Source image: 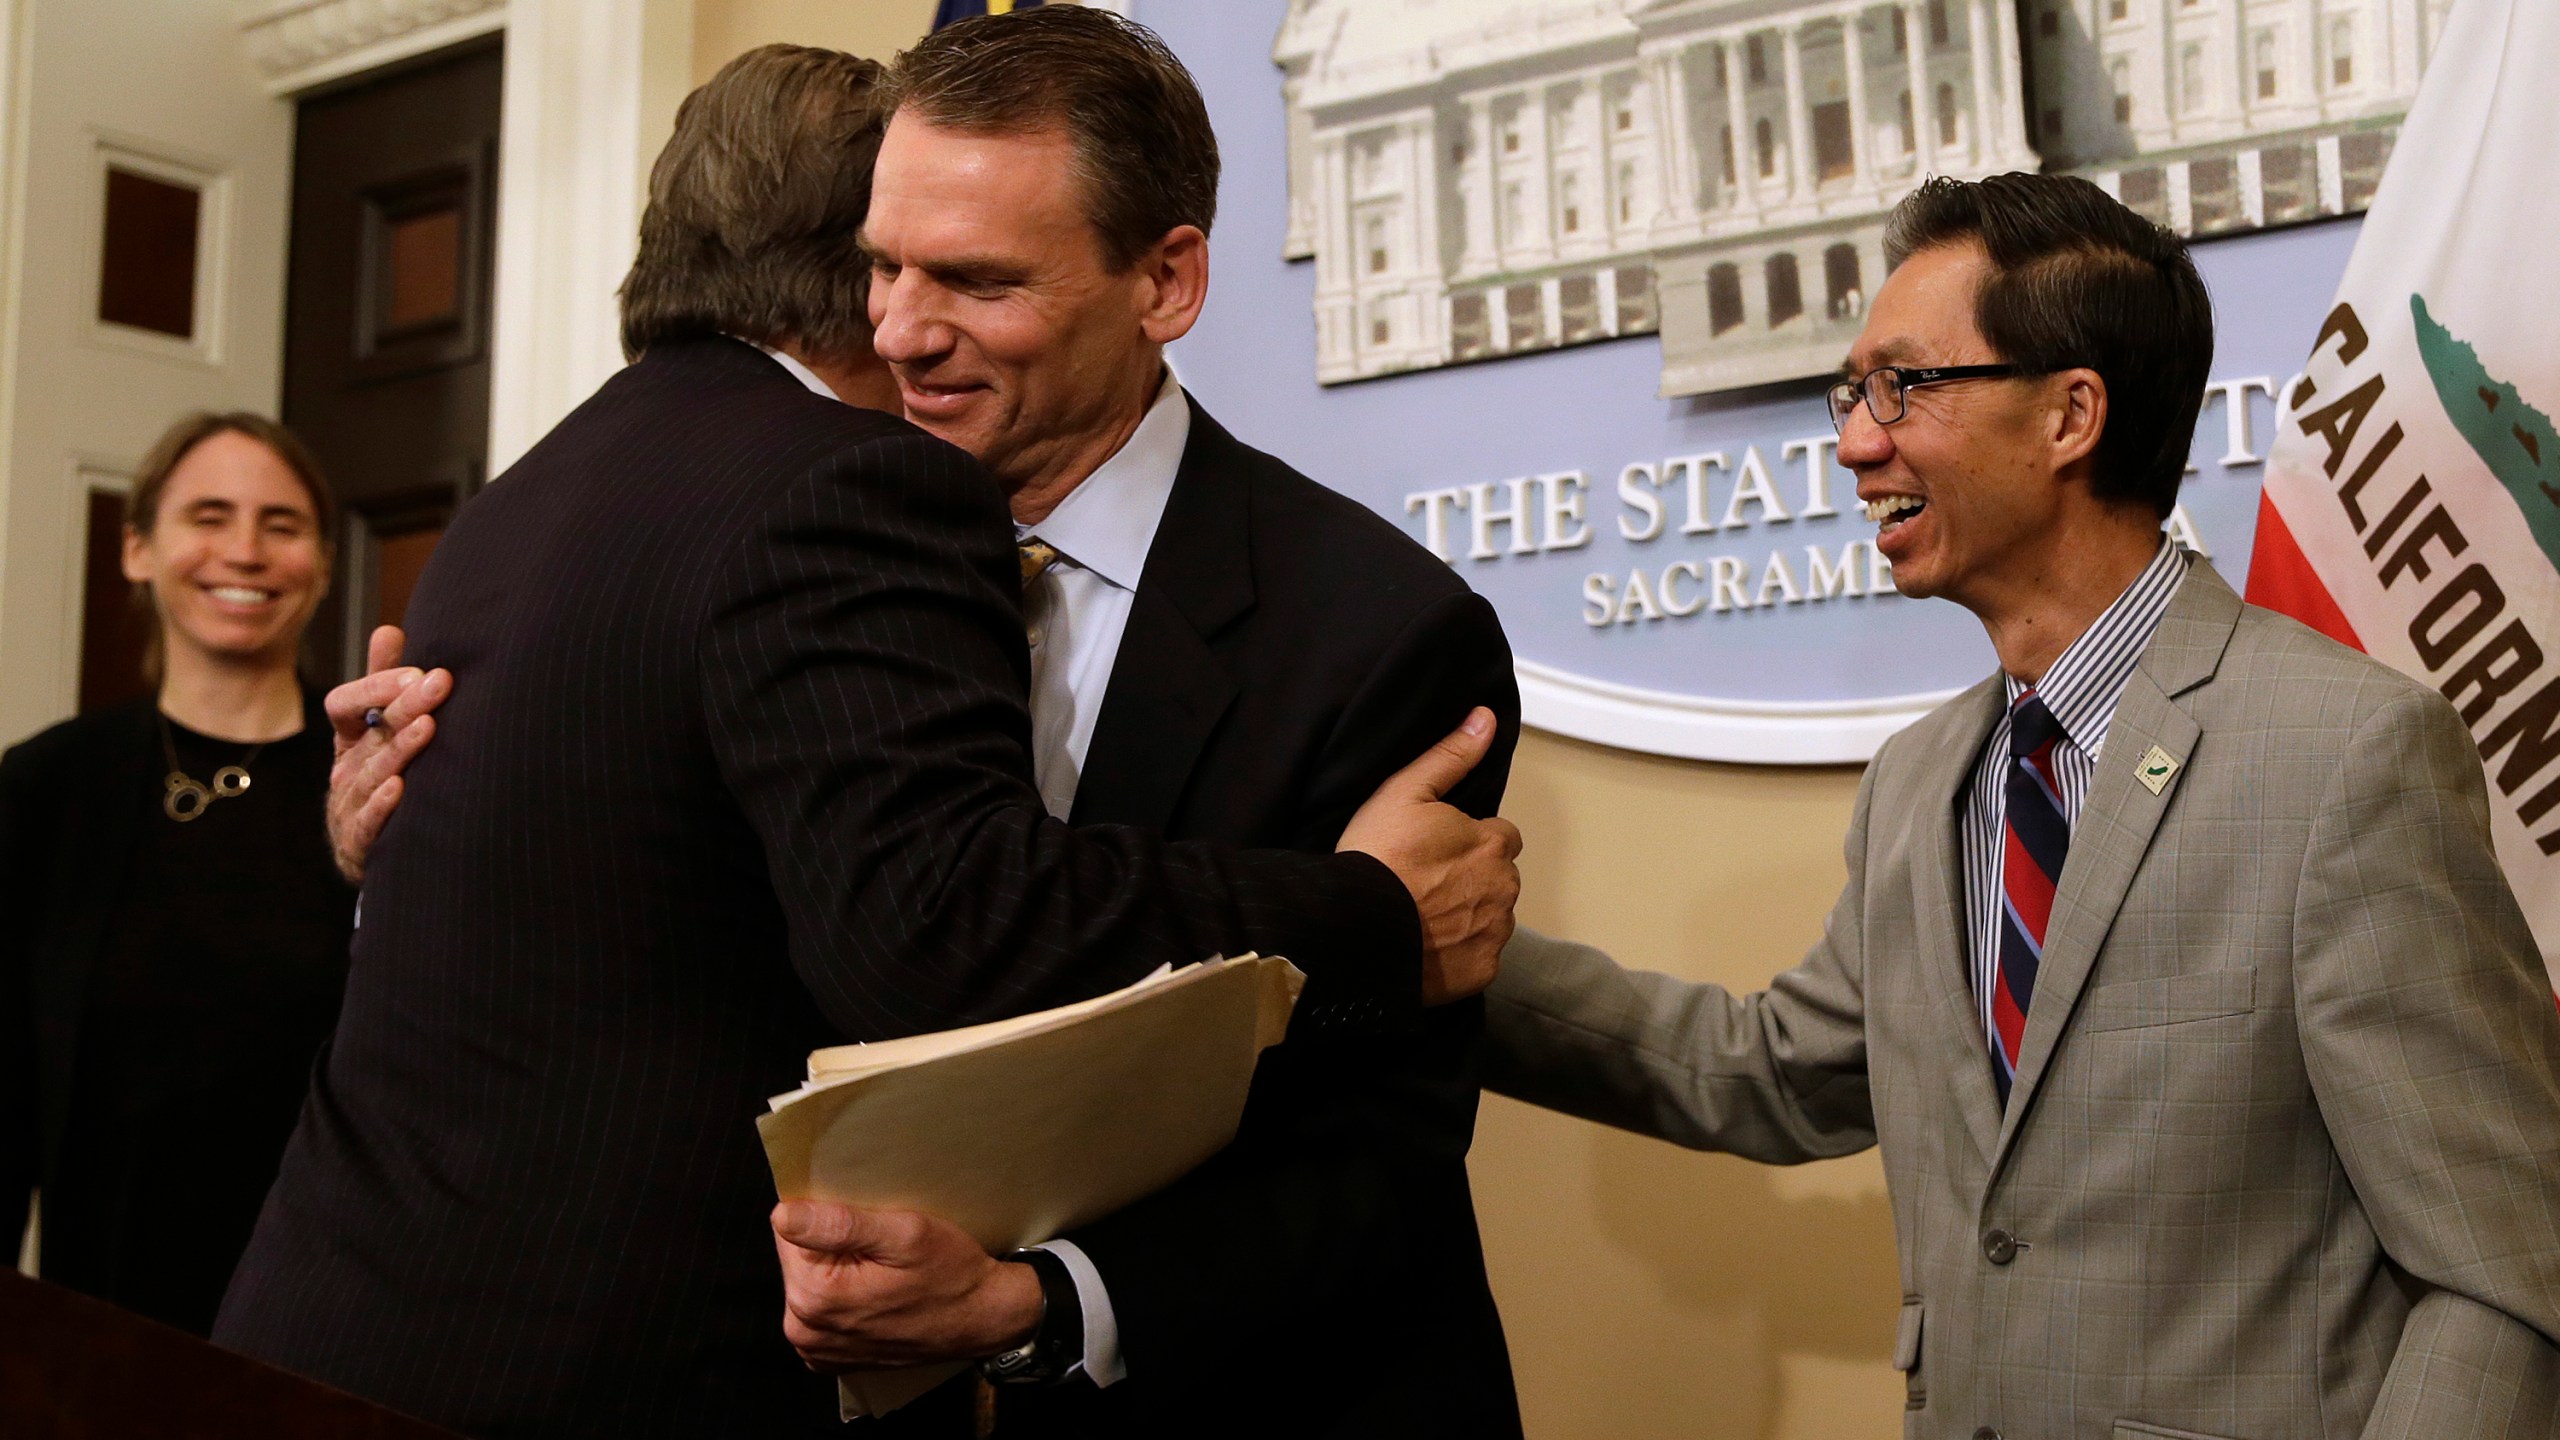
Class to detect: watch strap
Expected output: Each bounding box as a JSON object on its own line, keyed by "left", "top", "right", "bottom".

{"left": 979, "top": 1247, "right": 1083, "bottom": 1386}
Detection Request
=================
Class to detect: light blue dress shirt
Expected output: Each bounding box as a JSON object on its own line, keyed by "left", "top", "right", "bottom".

{"left": 766, "top": 347, "right": 1185, "bottom": 1387}
{"left": 1015, "top": 368, "right": 1188, "bottom": 824}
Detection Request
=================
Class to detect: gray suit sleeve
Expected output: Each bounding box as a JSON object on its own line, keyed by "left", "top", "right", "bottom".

{"left": 2290, "top": 690, "right": 2560, "bottom": 1438}
{"left": 1482, "top": 769, "right": 1879, "bottom": 1164}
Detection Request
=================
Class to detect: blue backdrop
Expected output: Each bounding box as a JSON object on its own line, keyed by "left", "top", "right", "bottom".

{"left": 1137, "top": 0, "right": 2359, "bottom": 715}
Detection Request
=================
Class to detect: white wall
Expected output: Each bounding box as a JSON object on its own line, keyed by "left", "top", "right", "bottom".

{"left": 0, "top": 0, "right": 294, "bottom": 748}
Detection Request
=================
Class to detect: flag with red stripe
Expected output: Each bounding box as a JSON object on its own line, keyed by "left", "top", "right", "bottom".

{"left": 2246, "top": 0, "right": 2560, "bottom": 993}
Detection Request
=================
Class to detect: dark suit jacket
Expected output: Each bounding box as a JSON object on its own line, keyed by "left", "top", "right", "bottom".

{"left": 0, "top": 694, "right": 339, "bottom": 1259}
{"left": 208, "top": 339, "right": 1425, "bottom": 1439}
{"left": 2, "top": 700, "right": 168, "bottom": 1248}
{"left": 995, "top": 400, "right": 1524, "bottom": 1438}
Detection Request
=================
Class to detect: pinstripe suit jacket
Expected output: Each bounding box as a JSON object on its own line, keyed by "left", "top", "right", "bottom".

{"left": 210, "top": 339, "right": 1424, "bottom": 1438}
{"left": 1485, "top": 562, "right": 2560, "bottom": 1439}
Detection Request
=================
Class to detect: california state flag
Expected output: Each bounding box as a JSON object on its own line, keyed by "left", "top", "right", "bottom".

{"left": 2247, "top": 0, "right": 2560, "bottom": 991}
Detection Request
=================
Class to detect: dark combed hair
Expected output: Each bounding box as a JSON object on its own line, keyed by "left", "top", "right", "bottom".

{"left": 619, "top": 44, "right": 886, "bottom": 362}
{"left": 1883, "top": 173, "right": 2213, "bottom": 520}
{"left": 884, "top": 5, "right": 1218, "bottom": 271}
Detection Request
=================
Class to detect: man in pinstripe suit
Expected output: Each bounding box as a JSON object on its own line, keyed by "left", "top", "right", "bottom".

{"left": 214, "top": 45, "right": 1519, "bottom": 1439}
{"left": 758, "top": 13, "right": 1526, "bottom": 1436}
{"left": 336, "top": 15, "right": 1530, "bottom": 1433}
{"left": 1485, "top": 175, "right": 2560, "bottom": 1438}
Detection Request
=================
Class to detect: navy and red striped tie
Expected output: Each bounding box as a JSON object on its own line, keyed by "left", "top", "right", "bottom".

{"left": 1993, "top": 690, "right": 2068, "bottom": 1105}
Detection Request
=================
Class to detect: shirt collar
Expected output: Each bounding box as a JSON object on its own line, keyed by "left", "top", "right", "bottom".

{"left": 1017, "top": 368, "right": 1188, "bottom": 593}
{"left": 2003, "top": 537, "right": 2192, "bottom": 757}
{"left": 755, "top": 343, "right": 840, "bottom": 400}
{"left": 754, "top": 335, "right": 1188, "bottom": 595}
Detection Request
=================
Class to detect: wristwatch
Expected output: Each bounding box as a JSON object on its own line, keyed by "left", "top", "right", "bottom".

{"left": 979, "top": 1248, "right": 1084, "bottom": 1386}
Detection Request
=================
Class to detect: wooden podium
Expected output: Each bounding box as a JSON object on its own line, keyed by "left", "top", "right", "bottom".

{"left": 0, "top": 1269, "right": 459, "bottom": 1438}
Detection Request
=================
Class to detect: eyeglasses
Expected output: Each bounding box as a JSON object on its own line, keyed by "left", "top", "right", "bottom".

{"left": 1826, "top": 363, "right": 2039, "bottom": 435}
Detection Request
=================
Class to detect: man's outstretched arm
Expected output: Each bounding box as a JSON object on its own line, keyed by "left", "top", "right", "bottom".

{"left": 1483, "top": 768, "right": 1883, "bottom": 1166}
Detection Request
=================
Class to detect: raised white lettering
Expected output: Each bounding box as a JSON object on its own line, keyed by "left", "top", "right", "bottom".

{"left": 2163, "top": 503, "right": 2210, "bottom": 558}
{"left": 1660, "top": 560, "right": 1707, "bottom": 616}
{"left": 1466, "top": 478, "right": 1537, "bottom": 560}
{"left": 1666, "top": 452, "right": 1728, "bottom": 535}
{"left": 1616, "top": 567, "right": 1665, "bottom": 624}
{"left": 1541, "top": 471, "right": 1593, "bottom": 551}
{"left": 1782, "top": 435, "right": 1841, "bottom": 518}
{"left": 1757, "top": 550, "right": 1804, "bottom": 606}
{"left": 1404, "top": 486, "right": 1467, "bottom": 562}
{"left": 1582, "top": 571, "right": 1616, "bottom": 626}
{"left": 1805, "top": 542, "right": 1867, "bottom": 600}
{"left": 1720, "top": 446, "right": 1791, "bottom": 529}
{"left": 2208, "top": 376, "right": 2278, "bottom": 466}
{"left": 1616, "top": 462, "right": 1665, "bottom": 542}
{"left": 1709, "top": 555, "right": 1752, "bottom": 612}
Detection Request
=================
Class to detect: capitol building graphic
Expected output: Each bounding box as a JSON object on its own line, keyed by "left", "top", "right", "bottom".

{"left": 1274, "top": 0, "right": 2454, "bottom": 394}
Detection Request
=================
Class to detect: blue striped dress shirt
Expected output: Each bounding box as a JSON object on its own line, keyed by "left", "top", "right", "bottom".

{"left": 1960, "top": 538, "right": 2192, "bottom": 1085}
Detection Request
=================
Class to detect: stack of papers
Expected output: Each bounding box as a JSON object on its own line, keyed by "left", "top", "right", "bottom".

{"left": 756, "top": 954, "right": 1306, "bottom": 1415}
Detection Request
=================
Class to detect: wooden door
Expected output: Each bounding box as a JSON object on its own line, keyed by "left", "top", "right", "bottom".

{"left": 281, "top": 39, "right": 502, "bottom": 679}
{"left": 77, "top": 489, "right": 149, "bottom": 714}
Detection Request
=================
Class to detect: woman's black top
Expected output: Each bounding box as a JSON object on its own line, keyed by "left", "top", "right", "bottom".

{"left": 0, "top": 695, "right": 352, "bottom": 1336}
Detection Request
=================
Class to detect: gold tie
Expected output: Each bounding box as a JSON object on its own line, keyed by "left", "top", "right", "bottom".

{"left": 1017, "top": 537, "right": 1060, "bottom": 590}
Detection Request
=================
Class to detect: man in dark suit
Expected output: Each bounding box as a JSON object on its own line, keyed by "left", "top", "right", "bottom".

{"left": 212, "top": 46, "right": 1519, "bottom": 1440}
{"left": 334, "top": 15, "right": 1527, "bottom": 1436}
{"left": 769, "top": 12, "right": 1524, "bottom": 1435}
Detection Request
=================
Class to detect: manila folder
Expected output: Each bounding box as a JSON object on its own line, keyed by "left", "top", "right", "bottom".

{"left": 755, "top": 953, "right": 1305, "bottom": 1417}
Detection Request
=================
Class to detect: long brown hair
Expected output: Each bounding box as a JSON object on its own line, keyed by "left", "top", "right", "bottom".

{"left": 126, "top": 411, "right": 338, "bottom": 683}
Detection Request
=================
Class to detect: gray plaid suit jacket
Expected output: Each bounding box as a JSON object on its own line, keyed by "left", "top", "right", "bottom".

{"left": 1486, "top": 561, "right": 2560, "bottom": 1439}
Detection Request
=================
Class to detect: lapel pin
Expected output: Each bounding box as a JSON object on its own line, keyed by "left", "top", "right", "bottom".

{"left": 2135, "top": 744, "right": 2180, "bottom": 796}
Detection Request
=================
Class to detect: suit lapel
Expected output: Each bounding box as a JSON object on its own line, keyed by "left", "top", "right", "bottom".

{"left": 1910, "top": 675, "right": 2009, "bottom": 1166}
{"left": 1992, "top": 562, "right": 2240, "bottom": 1163}
{"left": 1068, "top": 402, "right": 1251, "bottom": 830}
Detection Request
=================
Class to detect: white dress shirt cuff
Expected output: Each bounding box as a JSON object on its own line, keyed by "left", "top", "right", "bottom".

{"left": 1030, "top": 1238, "right": 1125, "bottom": 1387}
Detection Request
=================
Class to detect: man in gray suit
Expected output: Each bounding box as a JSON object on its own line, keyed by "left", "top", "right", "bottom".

{"left": 1487, "top": 173, "right": 2560, "bottom": 1439}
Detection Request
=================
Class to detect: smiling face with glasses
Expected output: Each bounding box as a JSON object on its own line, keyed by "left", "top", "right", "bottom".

{"left": 1826, "top": 363, "right": 2042, "bottom": 435}
{"left": 1831, "top": 240, "right": 2110, "bottom": 617}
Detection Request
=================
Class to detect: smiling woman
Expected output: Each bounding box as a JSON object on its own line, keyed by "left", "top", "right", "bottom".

{"left": 121, "top": 415, "right": 339, "bottom": 707}
{"left": 0, "top": 411, "right": 357, "bottom": 1338}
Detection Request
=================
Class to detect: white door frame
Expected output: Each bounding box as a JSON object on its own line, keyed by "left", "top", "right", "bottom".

{"left": 0, "top": 0, "right": 31, "bottom": 621}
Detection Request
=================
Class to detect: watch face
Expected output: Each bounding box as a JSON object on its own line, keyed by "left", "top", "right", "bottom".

{"left": 979, "top": 1248, "right": 1081, "bottom": 1386}
{"left": 983, "top": 1344, "right": 1048, "bottom": 1384}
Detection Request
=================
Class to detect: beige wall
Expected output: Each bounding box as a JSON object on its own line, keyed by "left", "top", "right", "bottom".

{"left": 693, "top": 0, "right": 938, "bottom": 80}
{"left": 1483, "top": 734, "right": 1893, "bottom": 1438}
{"left": 687, "top": 2, "right": 1905, "bottom": 1433}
